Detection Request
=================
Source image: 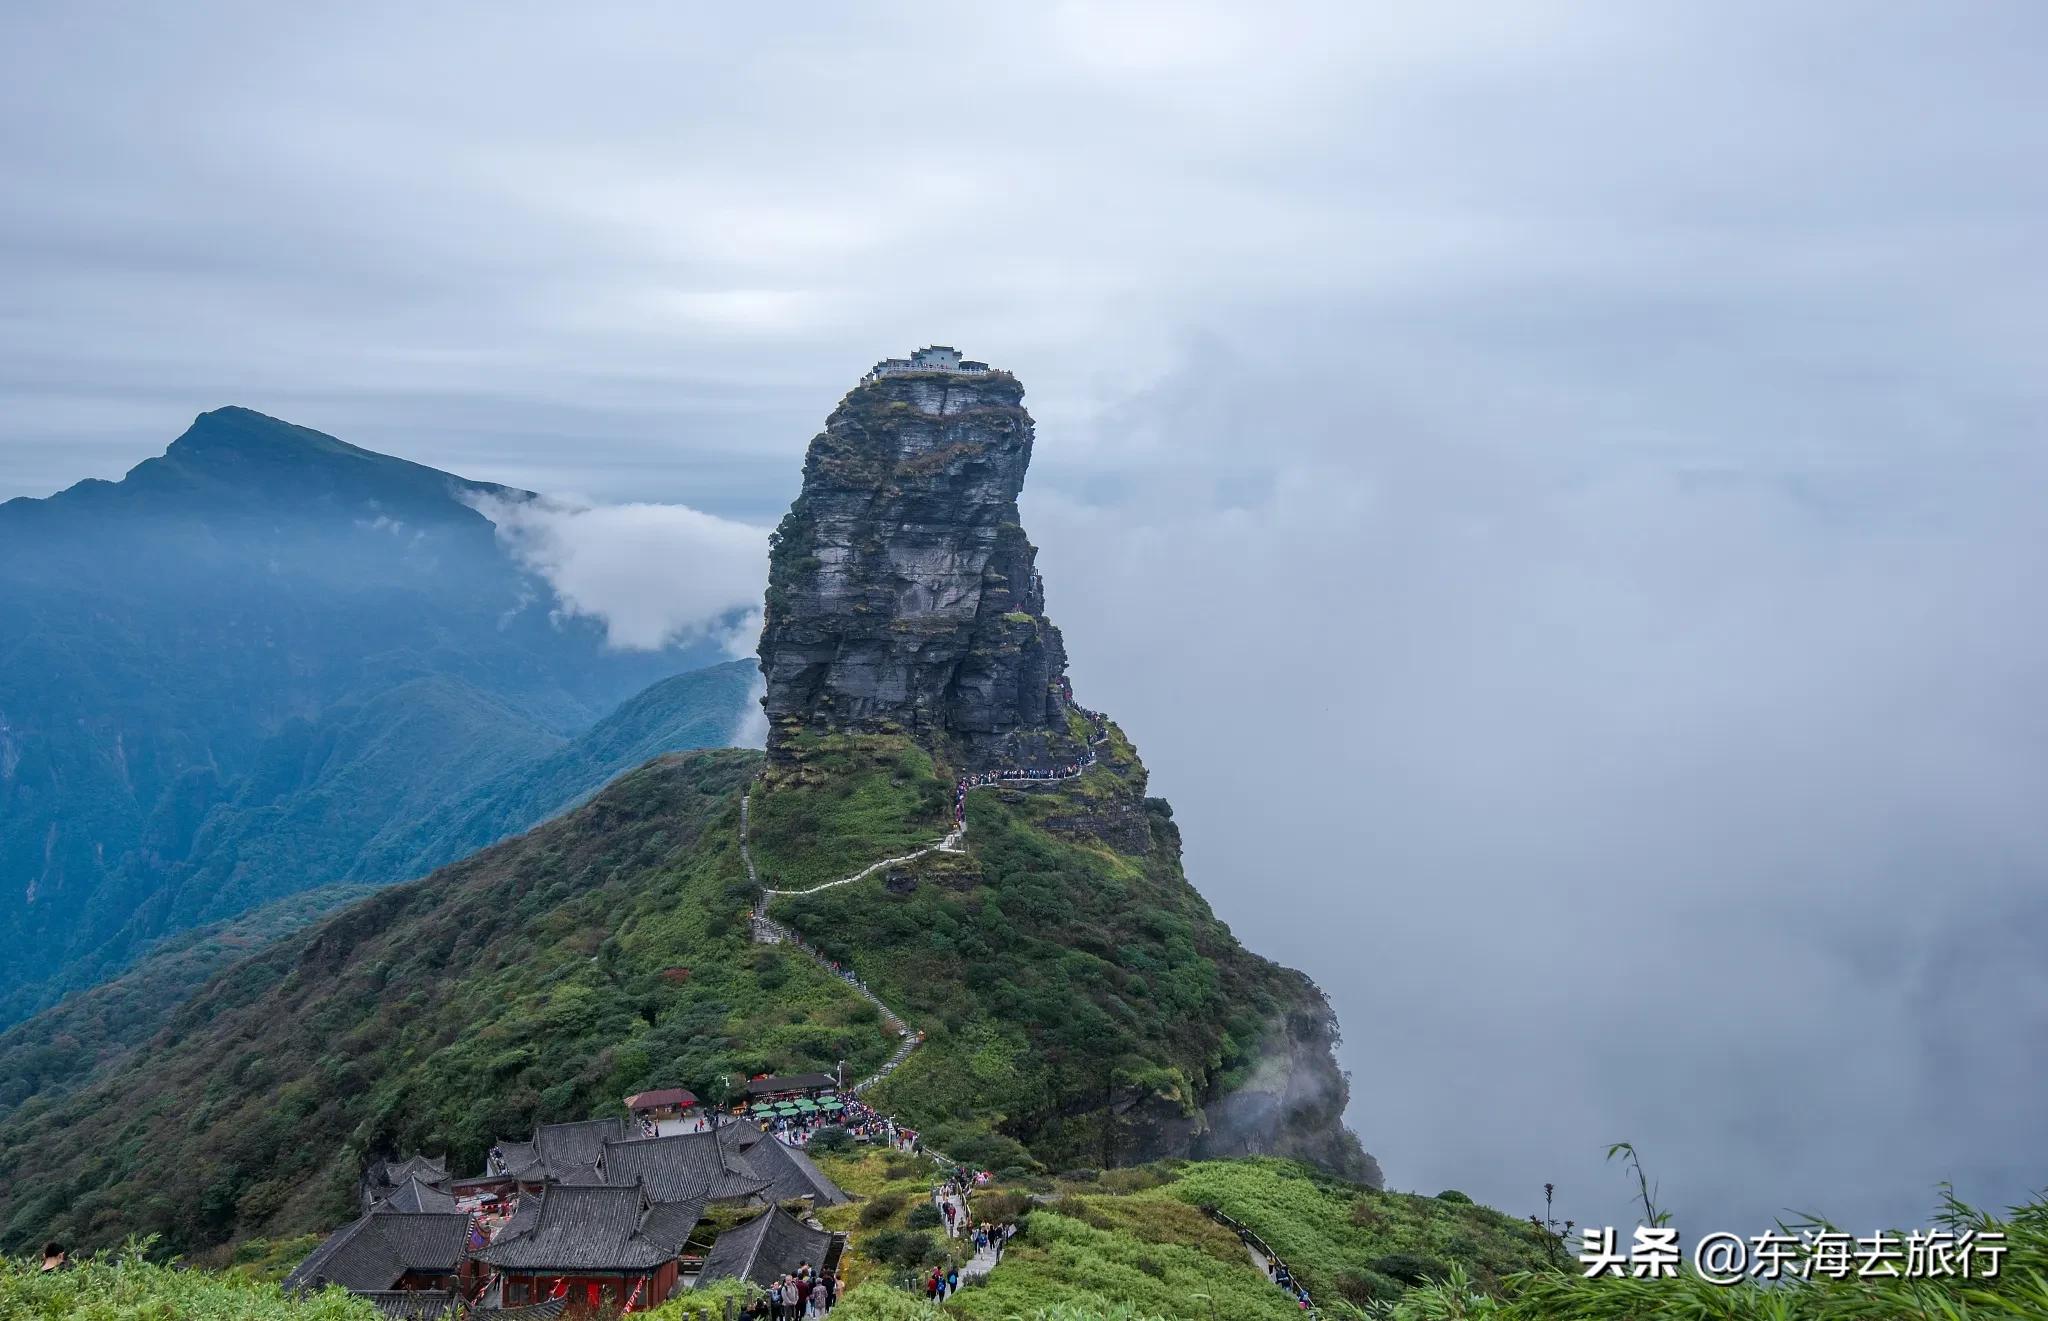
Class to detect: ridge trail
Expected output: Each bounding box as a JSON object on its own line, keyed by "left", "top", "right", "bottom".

{"left": 738, "top": 705, "right": 1112, "bottom": 1096}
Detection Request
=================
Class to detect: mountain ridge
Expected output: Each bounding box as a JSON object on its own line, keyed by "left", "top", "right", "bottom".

{"left": 0, "top": 408, "right": 731, "bottom": 1023}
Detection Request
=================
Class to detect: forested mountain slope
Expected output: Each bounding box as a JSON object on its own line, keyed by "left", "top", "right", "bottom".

{"left": 0, "top": 407, "right": 735, "bottom": 1023}
{"left": 0, "top": 660, "right": 756, "bottom": 1124}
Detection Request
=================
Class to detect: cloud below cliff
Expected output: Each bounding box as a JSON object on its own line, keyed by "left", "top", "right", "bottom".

{"left": 469, "top": 493, "right": 767, "bottom": 654}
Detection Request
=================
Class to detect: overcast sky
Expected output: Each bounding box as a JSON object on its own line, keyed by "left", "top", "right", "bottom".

{"left": 7, "top": 1, "right": 2046, "bottom": 1238}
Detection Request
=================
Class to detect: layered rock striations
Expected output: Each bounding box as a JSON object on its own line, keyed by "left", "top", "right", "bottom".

{"left": 759, "top": 364, "right": 1081, "bottom": 768}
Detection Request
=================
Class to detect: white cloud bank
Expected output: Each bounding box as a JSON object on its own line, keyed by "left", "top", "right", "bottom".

{"left": 468, "top": 493, "right": 768, "bottom": 654}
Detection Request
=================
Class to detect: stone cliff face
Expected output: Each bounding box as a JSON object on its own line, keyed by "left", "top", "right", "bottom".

{"left": 757, "top": 354, "right": 1377, "bottom": 1184}
{"left": 759, "top": 367, "right": 1082, "bottom": 769}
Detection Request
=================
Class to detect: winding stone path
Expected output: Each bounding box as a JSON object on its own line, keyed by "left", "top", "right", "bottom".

{"left": 738, "top": 711, "right": 1113, "bottom": 1097}
{"left": 960, "top": 1240, "right": 1002, "bottom": 1284}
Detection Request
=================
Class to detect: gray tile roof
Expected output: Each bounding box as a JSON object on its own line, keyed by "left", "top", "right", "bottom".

{"left": 357, "top": 1291, "right": 461, "bottom": 1319}
{"left": 473, "top": 1184, "right": 675, "bottom": 1273}
{"left": 492, "top": 1138, "right": 541, "bottom": 1175}
{"left": 373, "top": 1154, "right": 450, "bottom": 1186}
{"left": 498, "top": 1191, "right": 543, "bottom": 1242}
{"left": 742, "top": 1137, "right": 850, "bottom": 1207}
{"left": 640, "top": 1198, "right": 709, "bottom": 1255}
{"left": 282, "top": 1211, "right": 470, "bottom": 1295}
{"left": 697, "top": 1208, "right": 833, "bottom": 1289}
{"left": 601, "top": 1130, "right": 770, "bottom": 1205}
{"left": 533, "top": 1118, "right": 627, "bottom": 1173}
{"left": 493, "top": 1301, "right": 568, "bottom": 1320}
{"left": 377, "top": 1175, "right": 460, "bottom": 1214}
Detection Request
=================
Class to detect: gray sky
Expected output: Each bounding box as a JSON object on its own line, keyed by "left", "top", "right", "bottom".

{"left": 7, "top": 1, "right": 2046, "bottom": 1237}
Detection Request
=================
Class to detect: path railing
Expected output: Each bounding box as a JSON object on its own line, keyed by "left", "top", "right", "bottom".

{"left": 1202, "top": 1206, "right": 1320, "bottom": 1316}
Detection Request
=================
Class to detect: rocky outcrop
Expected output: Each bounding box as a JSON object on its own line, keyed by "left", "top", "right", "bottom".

{"left": 759, "top": 365, "right": 1082, "bottom": 769}
{"left": 757, "top": 351, "right": 1377, "bottom": 1184}
{"left": 1191, "top": 995, "right": 1384, "bottom": 1187}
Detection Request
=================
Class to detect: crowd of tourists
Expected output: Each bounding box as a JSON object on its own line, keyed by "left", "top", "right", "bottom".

{"left": 754, "top": 1096, "right": 921, "bottom": 1155}
{"left": 916, "top": 1168, "right": 1017, "bottom": 1301}
{"left": 744, "top": 1263, "right": 842, "bottom": 1318}
{"left": 946, "top": 684, "right": 1114, "bottom": 825}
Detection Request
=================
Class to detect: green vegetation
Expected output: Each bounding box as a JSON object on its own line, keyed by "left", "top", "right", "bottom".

{"left": 0, "top": 750, "right": 904, "bottom": 1257}
{"left": 0, "top": 884, "right": 376, "bottom": 1120}
{"left": 643, "top": 1276, "right": 759, "bottom": 1317}
{"left": 0, "top": 1240, "right": 377, "bottom": 1318}
{"left": 953, "top": 1204, "right": 1298, "bottom": 1320}
{"left": 815, "top": 1148, "right": 976, "bottom": 1290}
{"left": 818, "top": 1155, "right": 2048, "bottom": 1320}
{"left": 814, "top": 1155, "right": 1547, "bottom": 1320}
{"left": 759, "top": 733, "right": 1357, "bottom": 1174}
{"left": 1160, "top": 1159, "right": 1554, "bottom": 1308}
{"left": 222, "top": 1233, "right": 325, "bottom": 1283}
{"left": 748, "top": 733, "right": 951, "bottom": 889}
{"left": 0, "top": 660, "right": 755, "bottom": 1126}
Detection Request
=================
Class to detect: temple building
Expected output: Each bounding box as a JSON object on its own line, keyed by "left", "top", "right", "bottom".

{"left": 282, "top": 1208, "right": 473, "bottom": 1299}
{"left": 696, "top": 1206, "right": 839, "bottom": 1291}
{"left": 472, "top": 1183, "right": 686, "bottom": 1311}
{"left": 292, "top": 1102, "right": 851, "bottom": 1312}
{"left": 860, "top": 345, "right": 996, "bottom": 382}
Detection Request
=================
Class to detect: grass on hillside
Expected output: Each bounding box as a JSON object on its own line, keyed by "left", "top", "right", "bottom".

{"left": 1161, "top": 1158, "right": 1557, "bottom": 1307}
{"left": 756, "top": 732, "right": 1327, "bottom": 1174}
{"left": 748, "top": 734, "right": 952, "bottom": 889}
{"left": 1, "top": 1240, "right": 378, "bottom": 1319}
{"left": 947, "top": 1202, "right": 1299, "bottom": 1321}
{"left": 813, "top": 1148, "right": 984, "bottom": 1291}
{"left": 807, "top": 1153, "right": 1557, "bottom": 1321}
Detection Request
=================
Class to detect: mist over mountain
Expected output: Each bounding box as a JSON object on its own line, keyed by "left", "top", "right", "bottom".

{"left": 0, "top": 407, "right": 752, "bottom": 1023}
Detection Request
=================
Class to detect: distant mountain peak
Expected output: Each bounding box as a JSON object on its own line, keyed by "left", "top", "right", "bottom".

{"left": 170, "top": 406, "right": 348, "bottom": 454}
{"left": 0, "top": 407, "right": 530, "bottom": 526}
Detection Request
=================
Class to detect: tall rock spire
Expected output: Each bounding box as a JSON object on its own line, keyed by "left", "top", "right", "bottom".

{"left": 758, "top": 352, "right": 1082, "bottom": 767}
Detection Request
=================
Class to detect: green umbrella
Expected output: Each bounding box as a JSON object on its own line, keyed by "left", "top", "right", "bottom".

{"left": 794, "top": 1098, "right": 819, "bottom": 1111}
{"left": 820, "top": 1100, "right": 845, "bottom": 1111}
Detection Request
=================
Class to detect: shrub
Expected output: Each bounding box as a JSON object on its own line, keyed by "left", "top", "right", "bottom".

{"left": 976, "top": 1190, "right": 1032, "bottom": 1221}
{"left": 862, "top": 1228, "right": 940, "bottom": 1269}
{"left": 1097, "top": 1166, "right": 1169, "bottom": 1195}
{"left": 1436, "top": 1189, "right": 1473, "bottom": 1204}
{"left": 859, "top": 1192, "right": 907, "bottom": 1227}
{"left": 1335, "top": 1266, "right": 1406, "bottom": 1304}
{"left": 810, "top": 1124, "right": 855, "bottom": 1153}
{"left": 0, "top": 1241, "right": 381, "bottom": 1317}
{"left": 1368, "top": 1253, "right": 1453, "bottom": 1286}
{"left": 907, "top": 1203, "right": 942, "bottom": 1229}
